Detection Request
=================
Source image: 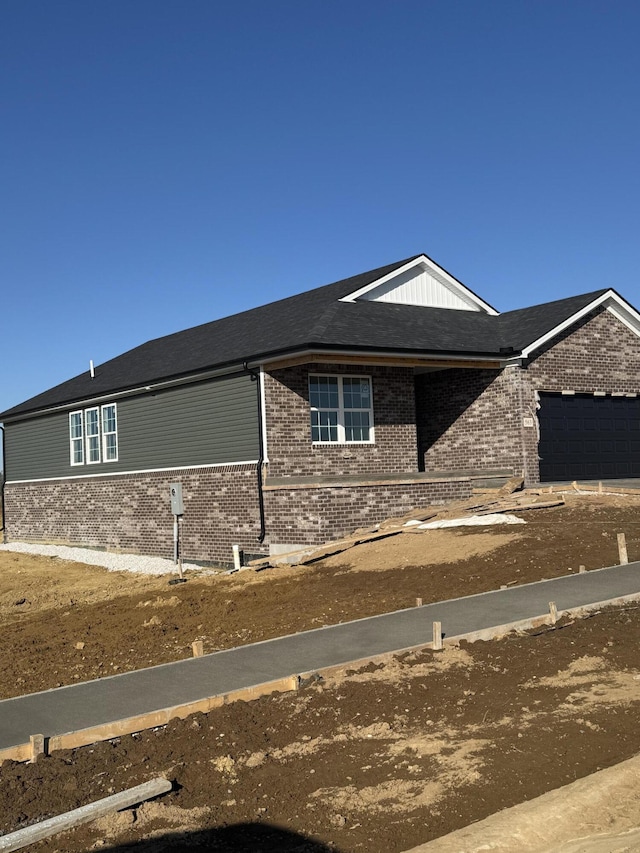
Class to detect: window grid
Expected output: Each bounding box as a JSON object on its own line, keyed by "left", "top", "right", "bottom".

{"left": 309, "top": 375, "right": 374, "bottom": 444}
{"left": 69, "top": 404, "right": 118, "bottom": 466}
{"left": 85, "top": 407, "right": 101, "bottom": 464}
{"left": 101, "top": 404, "right": 118, "bottom": 462}
{"left": 69, "top": 411, "right": 84, "bottom": 465}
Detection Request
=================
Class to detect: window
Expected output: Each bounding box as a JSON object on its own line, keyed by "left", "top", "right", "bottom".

{"left": 85, "top": 407, "right": 101, "bottom": 463}
{"left": 309, "top": 375, "right": 373, "bottom": 443}
{"left": 102, "top": 404, "right": 118, "bottom": 461}
{"left": 69, "top": 411, "right": 84, "bottom": 465}
{"left": 68, "top": 404, "right": 118, "bottom": 465}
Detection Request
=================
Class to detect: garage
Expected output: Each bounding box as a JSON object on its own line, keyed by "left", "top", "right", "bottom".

{"left": 538, "top": 393, "right": 640, "bottom": 482}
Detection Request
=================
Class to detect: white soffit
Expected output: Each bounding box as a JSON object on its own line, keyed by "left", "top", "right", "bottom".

{"left": 521, "top": 290, "right": 640, "bottom": 358}
{"left": 340, "top": 255, "right": 498, "bottom": 315}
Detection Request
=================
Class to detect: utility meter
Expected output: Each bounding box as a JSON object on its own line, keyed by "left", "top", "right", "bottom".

{"left": 170, "top": 483, "right": 184, "bottom": 516}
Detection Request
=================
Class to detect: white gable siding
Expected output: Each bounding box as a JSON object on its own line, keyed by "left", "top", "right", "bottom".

{"left": 356, "top": 266, "right": 482, "bottom": 311}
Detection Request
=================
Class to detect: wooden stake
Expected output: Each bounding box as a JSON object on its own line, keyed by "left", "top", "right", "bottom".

{"left": 549, "top": 601, "right": 558, "bottom": 624}
{"left": 579, "top": 565, "right": 586, "bottom": 573}
{"left": 432, "top": 621, "right": 443, "bottom": 651}
{"left": 617, "top": 533, "right": 629, "bottom": 565}
{"left": 598, "top": 481, "right": 603, "bottom": 494}
{"left": 0, "top": 778, "right": 172, "bottom": 852}
{"left": 192, "top": 640, "right": 204, "bottom": 658}
{"left": 416, "top": 597, "right": 423, "bottom": 607}
{"left": 29, "top": 734, "right": 45, "bottom": 763}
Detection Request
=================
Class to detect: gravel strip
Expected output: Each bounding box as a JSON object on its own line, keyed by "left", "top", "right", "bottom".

{"left": 0, "top": 541, "right": 204, "bottom": 575}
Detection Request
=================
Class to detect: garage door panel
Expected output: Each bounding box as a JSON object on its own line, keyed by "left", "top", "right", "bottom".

{"left": 539, "top": 393, "right": 640, "bottom": 481}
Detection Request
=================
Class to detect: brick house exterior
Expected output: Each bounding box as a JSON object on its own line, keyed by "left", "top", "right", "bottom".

{"left": 3, "top": 255, "right": 640, "bottom": 565}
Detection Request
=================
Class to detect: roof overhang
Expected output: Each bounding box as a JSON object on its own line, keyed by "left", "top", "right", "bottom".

{"left": 521, "top": 290, "right": 640, "bottom": 359}
{"left": 255, "top": 348, "right": 507, "bottom": 371}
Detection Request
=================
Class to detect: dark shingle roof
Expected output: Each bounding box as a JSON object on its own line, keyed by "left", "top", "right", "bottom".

{"left": 0, "top": 253, "right": 613, "bottom": 420}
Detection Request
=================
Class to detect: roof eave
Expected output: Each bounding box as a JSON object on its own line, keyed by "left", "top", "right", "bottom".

{"left": 1, "top": 341, "right": 519, "bottom": 422}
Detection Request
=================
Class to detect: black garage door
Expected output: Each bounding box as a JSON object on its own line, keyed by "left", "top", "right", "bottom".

{"left": 538, "top": 393, "right": 640, "bottom": 481}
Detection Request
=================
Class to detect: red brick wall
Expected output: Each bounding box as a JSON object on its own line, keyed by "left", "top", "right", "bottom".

{"left": 416, "top": 367, "right": 526, "bottom": 475}
{"left": 3, "top": 465, "right": 264, "bottom": 567}
{"left": 264, "top": 363, "right": 419, "bottom": 478}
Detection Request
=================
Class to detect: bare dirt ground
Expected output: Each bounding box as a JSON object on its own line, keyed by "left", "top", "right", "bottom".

{"left": 1, "top": 493, "right": 640, "bottom": 851}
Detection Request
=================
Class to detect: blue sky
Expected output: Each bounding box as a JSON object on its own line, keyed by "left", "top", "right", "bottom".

{"left": 2, "top": 0, "right": 640, "bottom": 415}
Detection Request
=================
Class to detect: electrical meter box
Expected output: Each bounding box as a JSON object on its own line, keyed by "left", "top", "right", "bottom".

{"left": 169, "top": 483, "right": 184, "bottom": 516}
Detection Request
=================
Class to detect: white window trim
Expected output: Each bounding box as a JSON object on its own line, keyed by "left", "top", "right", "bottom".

{"left": 101, "top": 403, "right": 119, "bottom": 462}
{"left": 69, "top": 410, "right": 84, "bottom": 466}
{"left": 309, "top": 374, "right": 375, "bottom": 445}
{"left": 85, "top": 406, "right": 101, "bottom": 464}
{"left": 69, "top": 403, "right": 118, "bottom": 466}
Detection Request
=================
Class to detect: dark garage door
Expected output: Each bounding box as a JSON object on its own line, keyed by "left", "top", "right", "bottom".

{"left": 538, "top": 393, "right": 640, "bottom": 482}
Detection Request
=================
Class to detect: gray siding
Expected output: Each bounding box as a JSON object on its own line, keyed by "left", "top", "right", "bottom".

{"left": 5, "top": 374, "right": 259, "bottom": 481}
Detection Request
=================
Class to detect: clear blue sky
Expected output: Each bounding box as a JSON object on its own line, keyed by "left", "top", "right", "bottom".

{"left": 2, "top": 0, "right": 640, "bottom": 415}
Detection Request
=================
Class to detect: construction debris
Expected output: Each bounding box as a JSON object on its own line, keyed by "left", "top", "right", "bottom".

{"left": 498, "top": 474, "right": 525, "bottom": 496}
{"left": 248, "top": 489, "right": 564, "bottom": 571}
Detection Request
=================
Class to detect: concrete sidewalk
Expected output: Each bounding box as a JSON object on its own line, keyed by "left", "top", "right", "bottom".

{"left": 1, "top": 561, "right": 640, "bottom": 753}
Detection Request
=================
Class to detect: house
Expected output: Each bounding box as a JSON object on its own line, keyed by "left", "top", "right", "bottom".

{"left": 2, "top": 253, "right": 640, "bottom": 566}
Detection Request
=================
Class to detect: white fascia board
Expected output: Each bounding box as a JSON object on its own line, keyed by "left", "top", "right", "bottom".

{"left": 521, "top": 290, "right": 640, "bottom": 359}
{"left": 338, "top": 255, "right": 499, "bottom": 315}
{"left": 605, "top": 301, "right": 640, "bottom": 338}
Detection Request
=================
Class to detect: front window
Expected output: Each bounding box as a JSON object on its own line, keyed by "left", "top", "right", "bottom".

{"left": 309, "top": 375, "right": 373, "bottom": 443}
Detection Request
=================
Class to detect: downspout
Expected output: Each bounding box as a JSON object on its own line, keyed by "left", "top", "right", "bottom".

{"left": 243, "top": 362, "right": 266, "bottom": 544}
{"left": 0, "top": 425, "right": 5, "bottom": 533}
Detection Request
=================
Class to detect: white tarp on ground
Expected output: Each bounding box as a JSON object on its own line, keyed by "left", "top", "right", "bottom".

{"left": 405, "top": 513, "right": 526, "bottom": 529}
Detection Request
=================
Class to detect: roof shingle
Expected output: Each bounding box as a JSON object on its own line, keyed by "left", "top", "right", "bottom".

{"left": 0, "top": 255, "right": 614, "bottom": 419}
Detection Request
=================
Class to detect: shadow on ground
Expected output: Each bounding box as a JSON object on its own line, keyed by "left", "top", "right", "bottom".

{"left": 101, "top": 821, "right": 341, "bottom": 851}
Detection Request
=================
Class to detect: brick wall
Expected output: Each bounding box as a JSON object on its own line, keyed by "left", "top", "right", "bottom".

{"left": 416, "top": 367, "right": 527, "bottom": 475}
{"left": 264, "top": 478, "right": 471, "bottom": 547}
{"left": 527, "top": 308, "right": 640, "bottom": 393}
{"left": 264, "top": 363, "right": 419, "bottom": 478}
{"left": 3, "top": 464, "right": 264, "bottom": 567}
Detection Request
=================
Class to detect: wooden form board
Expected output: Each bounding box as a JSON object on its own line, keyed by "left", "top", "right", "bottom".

{"left": 2, "top": 590, "right": 640, "bottom": 765}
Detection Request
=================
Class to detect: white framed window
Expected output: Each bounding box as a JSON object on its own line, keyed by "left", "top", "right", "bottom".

{"left": 101, "top": 404, "right": 118, "bottom": 462}
{"left": 85, "top": 407, "right": 101, "bottom": 464}
{"left": 68, "top": 403, "right": 118, "bottom": 465}
{"left": 69, "top": 411, "right": 84, "bottom": 465}
{"left": 309, "top": 375, "right": 374, "bottom": 444}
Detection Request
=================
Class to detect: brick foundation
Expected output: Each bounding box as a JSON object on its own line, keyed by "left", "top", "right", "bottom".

{"left": 3, "top": 465, "right": 264, "bottom": 567}
{"left": 263, "top": 478, "right": 471, "bottom": 548}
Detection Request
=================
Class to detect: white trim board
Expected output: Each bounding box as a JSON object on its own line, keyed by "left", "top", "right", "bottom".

{"left": 521, "top": 290, "right": 640, "bottom": 359}
{"left": 6, "top": 460, "right": 260, "bottom": 485}
{"left": 339, "top": 255, "right": 499, "bottom": 315}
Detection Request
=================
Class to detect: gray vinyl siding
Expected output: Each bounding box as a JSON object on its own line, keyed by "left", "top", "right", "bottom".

{"left": 4, "top": 374, "right": 259, "bottom": 481}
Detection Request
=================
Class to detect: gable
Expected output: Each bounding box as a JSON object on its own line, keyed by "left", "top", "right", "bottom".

{"left": 339, "top": 255, "right": 498, "bottom": 314}
{"left": 520, "top": 290, "right": 640, "bottom": 359}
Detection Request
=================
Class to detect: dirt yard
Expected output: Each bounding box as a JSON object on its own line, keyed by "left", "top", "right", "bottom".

{"left": 1, "top": 493, "right": 640, "bottom": 851}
